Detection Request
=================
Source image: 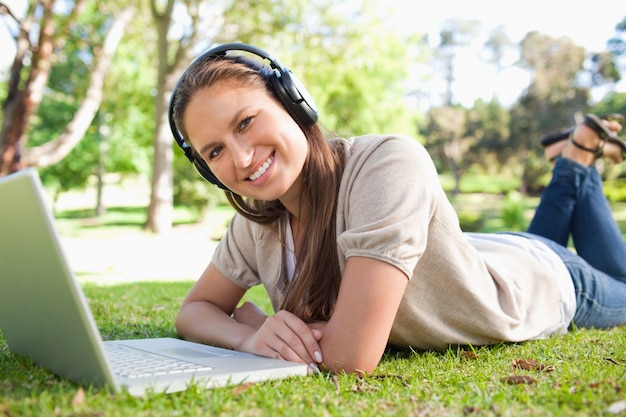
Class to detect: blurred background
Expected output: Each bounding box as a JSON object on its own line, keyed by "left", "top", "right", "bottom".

{"left": 1, "top": 0, "right": 625, "bottom": 239}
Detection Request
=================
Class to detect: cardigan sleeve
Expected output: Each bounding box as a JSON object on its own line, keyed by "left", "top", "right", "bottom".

{"left": 211, "top": 213, "right": 263, "bottom": 289}
{"left": 336, "top": 135, "right": 442, "bottom": 279}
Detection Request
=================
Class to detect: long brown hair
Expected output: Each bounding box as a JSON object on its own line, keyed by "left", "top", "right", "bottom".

{"left": 172, "top": 55, "right": 345, "bottom": 322}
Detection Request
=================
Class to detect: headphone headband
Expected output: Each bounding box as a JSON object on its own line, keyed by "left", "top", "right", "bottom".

{"left": 169, "top": 43, "right": 318, "bottom": 189}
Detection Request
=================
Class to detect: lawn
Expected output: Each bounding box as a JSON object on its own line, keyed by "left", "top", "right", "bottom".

{"left": 1, "top": 188, "right": 625, "bottom": 416}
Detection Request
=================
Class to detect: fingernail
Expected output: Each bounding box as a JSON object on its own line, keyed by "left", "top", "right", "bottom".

{"left": 308, "top": 363, "right": 320, "bottom": 374}
{"left": 314, "top": 351, "right": 323, "bottom": 363}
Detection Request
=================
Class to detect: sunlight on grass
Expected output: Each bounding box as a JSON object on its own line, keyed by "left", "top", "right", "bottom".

{"left": 1, "top": 282, "right": 624, "bottom": 416}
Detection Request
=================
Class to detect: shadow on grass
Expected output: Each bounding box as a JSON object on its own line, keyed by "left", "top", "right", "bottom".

{"left": 55, "top": 205, "right": 200, "bottom": 229}
{"left": 56, "top": 205, "right": 143, "bottom": 219}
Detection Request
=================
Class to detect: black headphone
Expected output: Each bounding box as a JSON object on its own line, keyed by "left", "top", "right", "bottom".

{"left": 168, "top": 43, "right": 318, "bottom": 189}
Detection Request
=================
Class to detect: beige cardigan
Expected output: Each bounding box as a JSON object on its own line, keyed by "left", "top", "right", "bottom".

{"left": 212, "top": 134, "right": 575, "bottom": 350}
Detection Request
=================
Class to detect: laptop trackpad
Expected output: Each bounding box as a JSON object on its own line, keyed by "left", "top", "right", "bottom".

{"left": 159, "top": 347, "right": 228, "bottom": 358}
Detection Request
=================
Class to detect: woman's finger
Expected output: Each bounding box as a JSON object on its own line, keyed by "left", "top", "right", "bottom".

{"left": 273, "top": 311, "right": 323, "bottom": 365}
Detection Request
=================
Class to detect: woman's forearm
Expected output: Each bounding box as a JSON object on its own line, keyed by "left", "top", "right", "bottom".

{"left": 175, "top": 300, "right": 256, "bottom": 351}
{"left": 232, "top": 301, "right": 269, "bottom": 329}
{"left": 313, "top": 257, "right": 409, "bottom": 375}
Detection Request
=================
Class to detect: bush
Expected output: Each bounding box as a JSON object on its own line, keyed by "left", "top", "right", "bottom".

{"left": 173, "top": 152, "right": 228, "bottom": 219}
{"left": 501, "top": 191, "right": 527, "bottom": 231}
{"left": 457, "top": 211, "right": 484, "bottom": 232}
{"left": 604, "top": 178, "right": 626, "bottom": 203}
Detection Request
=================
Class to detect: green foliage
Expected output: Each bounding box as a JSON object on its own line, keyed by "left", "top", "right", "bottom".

{"left": 607, "top": 16, "right": 626, "bottom": 75}
{"left": 422, "top": 106, "right": 469, "bottom": 187}
{"left": 4, "top": 0, "right": 625, "bottom": 212}
{"left": 304, "top": 28, "right": 419, "bottom": 138}
{"left": 517, "top": 32, "right": 587, "bottom": 102}
{"left": 27, "top": 93, "right": 93, "bottom": 192}
{"left": 507, "top": 31, "right": 600, "bottom": 193}
{"left": 501, "top": 191, "right": 527, "bottom": 231}
{"left": 604, "top": 178, "right": 626, "bottom": 202}
{"left": 98, "top": 5, "right": 156, "bottom": 174}
{"left": 465, "top": 98, "right": 512, "bottom": 170}
{"left": 222, "top": 0, "right": 420, "bottom": 138}
{"left": 0, "top": 78, "right": 6, "bottom": 124}
{"left": 14, "top": 0, "right": 152, "bottom": 195}
{"left": 457, "top": 211, "right": 484, "bottom": 232}
{"left": 172, "top": 148, "right": 228, "bottom": 217}
{"left": 440, "top": 171, "right": 520, "bottom": 194}
{"left": 592, "top": 91, "right": 626, "bottom": 119}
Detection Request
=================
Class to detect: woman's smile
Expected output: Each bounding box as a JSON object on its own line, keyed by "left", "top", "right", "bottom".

{"left": 247, "top": 152, "right": 275, "bottom": 181}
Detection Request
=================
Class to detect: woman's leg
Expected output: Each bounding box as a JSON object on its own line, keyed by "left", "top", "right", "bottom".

{"left": 526, "top": 119, "right": 626, "bottom": 328}
{"left": 527, "top": 157, "right": 586, "bottom": 246}
{"left": 570, "top": 167, "right": 626, "bottom": 280}
{"left": 523, "top": 233, "right": 626, "bottom": 329}
{"left": 528, "top": 157, "right": 626, "bottom": 280}
{"left": 529, "top": 118, "right": 626, "bottom": 279}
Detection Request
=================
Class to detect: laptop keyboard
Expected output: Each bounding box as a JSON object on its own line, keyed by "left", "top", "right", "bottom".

{"left": 105, "top": 343, "right": 213, "bottom": 379}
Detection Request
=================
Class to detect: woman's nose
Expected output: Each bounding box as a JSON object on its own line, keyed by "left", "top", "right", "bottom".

{"left": 231, "top": 142, "right": 254, "bottom": 169}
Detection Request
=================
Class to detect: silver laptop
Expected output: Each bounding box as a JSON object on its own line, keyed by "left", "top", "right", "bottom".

{"left": 0, "top": 168, "right": 308, "bottom": 396}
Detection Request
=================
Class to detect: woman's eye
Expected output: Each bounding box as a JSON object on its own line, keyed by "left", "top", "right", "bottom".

{"left": 208, "top": 145, "right": 224, "bottom": 160}
{"left": 238, "top": 116, "right": 252, "bottom": 131}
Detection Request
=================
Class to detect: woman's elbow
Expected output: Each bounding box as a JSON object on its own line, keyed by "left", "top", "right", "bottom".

{"left": 175, "top": 304, "right": 193, "bottom": 340}
{"left": 322, "top": 353, "right": 381, "bottom": 376}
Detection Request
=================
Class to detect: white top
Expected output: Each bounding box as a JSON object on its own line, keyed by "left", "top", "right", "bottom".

{"left": 211, "top": 134, "right": 575, "bottom": 350}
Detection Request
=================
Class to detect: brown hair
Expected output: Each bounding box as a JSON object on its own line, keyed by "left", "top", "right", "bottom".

{"left": 172, "top": 55, "right": 345, "bottom": 322}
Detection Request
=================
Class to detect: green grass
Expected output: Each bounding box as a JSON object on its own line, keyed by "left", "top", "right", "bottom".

{"left": 1, "top": 283, "right": 624, "bottom": 416}
{"left": 54, "top": 205, "right": 205, "bottom": 238}
{"left": 2, "top": 193, "right": 626, "bottom": 416}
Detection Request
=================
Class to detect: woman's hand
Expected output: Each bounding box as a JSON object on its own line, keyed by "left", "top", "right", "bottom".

{"left": 236, "top": 309, "right": 324, "bottom": 371}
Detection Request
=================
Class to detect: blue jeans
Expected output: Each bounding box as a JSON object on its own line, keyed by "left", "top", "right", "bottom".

{"left": 522, "top": 157, "right": 626, "bottom": 328}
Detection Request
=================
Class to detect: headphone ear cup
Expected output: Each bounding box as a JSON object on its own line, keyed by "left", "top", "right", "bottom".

{"left": 269, "top": 69, "right": 318, "bottom": 127}
{"left": 192, "top": 156, "right": 229, "bottom": 190}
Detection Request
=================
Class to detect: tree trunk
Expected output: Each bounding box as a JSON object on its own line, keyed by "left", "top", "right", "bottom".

{"left": 0, "top": 3, "right": 134, "bottom": 176}
{"left": 145, "top": 80, "right": 175, "bottom": 234}
{"left": 0, "top": 0, "right": 55, "bottom": 176}
{"left": 22, "top": 6, "right": 135, "bottom": 167}
{"left": 145, "top": 0, "right": 199, "bottom": 233}
{"left": 145, "top": 0, "right": 176, "bottom": 234}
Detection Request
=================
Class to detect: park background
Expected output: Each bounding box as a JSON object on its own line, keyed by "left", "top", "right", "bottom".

{"left": 1, "top": 0, "right": 626, "bottom": 416}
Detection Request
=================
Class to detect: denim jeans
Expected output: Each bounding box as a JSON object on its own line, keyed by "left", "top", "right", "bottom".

{"left": 521, "top": 156, "right": 626, "bottom": 328}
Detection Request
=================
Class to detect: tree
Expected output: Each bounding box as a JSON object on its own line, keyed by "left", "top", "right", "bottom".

{"left": 0, "top": 0, "right": 134, "bottom": 176}
{"left": 1, "top": 0, "right": 59, "bottom": 175}
{"left": 481, "top": 25, "right": 515, "bottom": 73}
{"left": 592, "top": 91, "right": 626, "bottom": 120}
{"left": 220, "top": 0, "right": 419, "bottom": 137}
{"left": 510, "top": 31, "right": 589, "bottom": 193}
{"left": 422, "top": 105, "right": 470, "bottom": 194}
{"left": 465, "top": 98, "right": 511, "bottom": 172}
{"left": 144, "top": 0, "right": 205, "bottom": 233}
{"left": 607, "top": 16, "right": 626, "bottom": 74}
{"left": 481, "top": 25, "right": 516, "bottom": 101}
{"left": 435, "top": 18, "right": 480, "bottom": 106}
{"left": 31, "top": 35, "right": 154, "bottom": 209}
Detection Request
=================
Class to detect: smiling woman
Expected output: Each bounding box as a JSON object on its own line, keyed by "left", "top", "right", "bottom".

{"left": 182, "top": 84, "right": 308, "bottom": 206}
{"left": 168, "top": 43, "right": 626, "bottom": 376}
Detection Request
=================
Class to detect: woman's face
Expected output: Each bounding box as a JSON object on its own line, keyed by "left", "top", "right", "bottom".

{"left": 183, "top": 81, "right": 309, "bottom": 207}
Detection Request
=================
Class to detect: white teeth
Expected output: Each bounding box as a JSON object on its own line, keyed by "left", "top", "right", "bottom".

{"left": 248, "top": 155, "right": 273, "bottom": 181}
